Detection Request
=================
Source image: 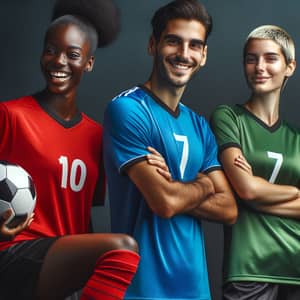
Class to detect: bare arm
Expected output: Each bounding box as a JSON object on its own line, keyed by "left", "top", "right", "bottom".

{"left": 146, "top": 146, "right": 173, "bottom": 182}
{"left": 230, "top": 151, "right": 300, "bottom": 218}
{"left": 220, "top": 147, "right": 299, "bottom": 205}
{"left": 188, "top": 170, "right": 237, "bottom": 224}
{"left": 145, "top": 147, "right": 237, "bottom": 223}
{"left": 127, "top": 158, "right": 215, "bottom": 219}
{"left": 249, "top": 198, "right": 300, "bottom": 219}
{"left": 253, "top": 198, "right": 300, "bottom": 219}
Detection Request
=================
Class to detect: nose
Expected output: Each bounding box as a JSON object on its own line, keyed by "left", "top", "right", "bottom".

{"left": 178, "top": 42, "right": 189, "bottom": 59}
{"left": 53, "top": 52, "right": 67, "bottom": 66}
{"left": 255, "top": 57, "right": 265, "bottom": 72}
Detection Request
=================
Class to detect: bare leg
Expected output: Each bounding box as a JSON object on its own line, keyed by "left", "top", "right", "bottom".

{"left": 35, "top": 233, "right": 138, "bottom": 300}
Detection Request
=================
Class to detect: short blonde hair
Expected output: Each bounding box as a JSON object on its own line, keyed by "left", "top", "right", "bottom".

{"left": 244, "top": 25, "right": 295, "bottom": 63}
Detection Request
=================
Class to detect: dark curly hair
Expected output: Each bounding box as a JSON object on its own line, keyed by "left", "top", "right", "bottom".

{"left": 50, "top": 0, "right": 120, "bottom": 52}
{"left": 151, "top": 0, "right": 212, "bottom": 44}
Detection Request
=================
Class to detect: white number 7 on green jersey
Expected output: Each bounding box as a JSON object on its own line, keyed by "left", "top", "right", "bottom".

{"left": 267, "top": 151, "right": 283, "bottom": 183}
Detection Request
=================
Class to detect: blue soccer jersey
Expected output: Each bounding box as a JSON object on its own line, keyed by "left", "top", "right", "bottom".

{"left": 103, "top": 86, "right": 220, "bottom": 300}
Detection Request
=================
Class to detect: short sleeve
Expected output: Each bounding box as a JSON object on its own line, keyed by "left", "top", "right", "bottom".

{"left": 210, "top": 105, "right": 241, "bottom": 153}
{"left": 103, "top": 96, "right": 152, "bottom": 173}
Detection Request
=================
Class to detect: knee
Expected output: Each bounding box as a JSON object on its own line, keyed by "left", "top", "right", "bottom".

{"left": 112, "top": 234, "right": 139, "bottom": 253}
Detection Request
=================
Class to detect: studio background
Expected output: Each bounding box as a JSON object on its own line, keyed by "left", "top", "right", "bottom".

{"left": 1, "top": 1, "right": 299, "bottom": 299}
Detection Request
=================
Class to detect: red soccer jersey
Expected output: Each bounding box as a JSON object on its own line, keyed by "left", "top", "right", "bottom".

{"left": 0, "top": 96, "right": 105, "bottom": 251}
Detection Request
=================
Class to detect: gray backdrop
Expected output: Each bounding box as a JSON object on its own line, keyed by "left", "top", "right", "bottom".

{"left": 1, "top": 1, "right": 300, "bottom": 299}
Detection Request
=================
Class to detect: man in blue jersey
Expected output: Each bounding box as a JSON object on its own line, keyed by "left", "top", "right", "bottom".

{"left": 103, "top": 1, "right": 237, "bottom": 299}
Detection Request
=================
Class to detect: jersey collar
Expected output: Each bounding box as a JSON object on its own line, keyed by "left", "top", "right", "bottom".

{"left": 237, "top": 104, "right": 282, "bottom": 132}
{"left": 35, "top": 97, "right": 83, "bottom": 128}
{"left": 139, "top": 85, "right": 180, "bottom": 118}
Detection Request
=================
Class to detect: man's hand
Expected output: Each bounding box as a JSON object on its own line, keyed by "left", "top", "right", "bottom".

{"left": 194, "top": 173, "right": 215, "bottom": 198}
{"left": 146, "top": 146, "right": 173, "bottom": 181}
{"left": 146, "top": 146, "right": 215, "bottom": 199}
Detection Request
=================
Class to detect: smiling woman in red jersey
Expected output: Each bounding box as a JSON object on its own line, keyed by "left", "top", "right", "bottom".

{"left": 210, "top": 25, "right": 300, "bottom": 299}
{"left": 0, "top": 1, "right": 140, "bottom": 300}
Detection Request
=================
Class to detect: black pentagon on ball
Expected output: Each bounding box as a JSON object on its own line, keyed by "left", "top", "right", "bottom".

{"left": 0, "top": 178, "right": 17, "bottom": 202}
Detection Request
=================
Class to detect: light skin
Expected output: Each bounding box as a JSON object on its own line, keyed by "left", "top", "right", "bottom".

{"left": 145, "top": 18, "right": 207, "bottom": 110}
{"left": 220, "top": 38, "right": 300, "bottom": 219}
{"left": 127, "top": 18, "right": 237, "bottom": 223}
{"left": 244, "top": 38, "right": 295, "bottom": 125}
{"left": 232, "top": 154, "right": 300, "bottom": 219}
{"left": 147, "top": 148, "right": 237, "bottom": 223}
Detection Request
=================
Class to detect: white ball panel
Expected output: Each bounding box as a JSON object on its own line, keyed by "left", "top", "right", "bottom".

{"left": 6, "top": 165, "right": 30, "bottom": 188}
{"left": 0, "top": 165, "right": 7, "bottom": 181}
{"left": 11, "top": 189, "right": 36, "bottom": 215}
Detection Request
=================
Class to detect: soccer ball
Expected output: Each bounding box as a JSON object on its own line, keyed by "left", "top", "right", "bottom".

{"left": 0, "top": 161, "right": 36, "bottom": 228}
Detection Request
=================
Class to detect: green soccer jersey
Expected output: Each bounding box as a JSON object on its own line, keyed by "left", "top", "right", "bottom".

{"left": 211, "top": 104, "right": 300, "bottom": 285}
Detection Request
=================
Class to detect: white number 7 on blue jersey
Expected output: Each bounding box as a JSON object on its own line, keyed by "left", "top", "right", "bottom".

{"left": 173, "top": 134, "right": 189, "bottom": 179}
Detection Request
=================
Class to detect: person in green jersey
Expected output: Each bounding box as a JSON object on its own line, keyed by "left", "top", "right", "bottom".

{"left": 210, "top": 25, "right": 300, "bottom": 299}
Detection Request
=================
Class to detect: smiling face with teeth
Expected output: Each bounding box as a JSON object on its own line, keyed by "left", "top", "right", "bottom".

{"left": 148, "top": 18, "right": 207, "bottom": 89}
{"left": 40, "top": 22, "right": 95, "bottom": 98}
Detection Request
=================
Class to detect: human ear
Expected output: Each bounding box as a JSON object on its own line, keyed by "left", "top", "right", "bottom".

{"left": 85, "top": 56, "right": 95, "bottom": 72}
{"left": 200, "top": 45, "right": 208, "bottom": 67}
{"left": 148, "top": 35, "right": 156, "bottom": 56}
{"left": 285, "top": 59, "right": 296, "bottom": 77}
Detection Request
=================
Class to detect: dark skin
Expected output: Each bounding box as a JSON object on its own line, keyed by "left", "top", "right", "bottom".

{"left": 0, "top": 20, "right": 171, "bottom": 299}
{"left": 35, "top": 21, "right": 95, "bottom": 120}
{"left": 0, "top": 21, "right": 139, "bottom": 300}
{"left": 0, "top": 22, "right": 94, "bottom": 241}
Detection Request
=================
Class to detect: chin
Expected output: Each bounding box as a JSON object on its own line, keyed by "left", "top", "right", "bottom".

{"left": 172, "top": 82, "right": 187, "bottom": 88}
{"left": 47, "top": 82, "right": 69, "bottom": 93}
{"left": 168, "top": 76, "right": 190, "bottom": 88}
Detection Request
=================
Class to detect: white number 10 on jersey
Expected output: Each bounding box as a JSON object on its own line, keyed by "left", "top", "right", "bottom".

{"left": 59, "top": 156, "right": 87, "bottom": 192}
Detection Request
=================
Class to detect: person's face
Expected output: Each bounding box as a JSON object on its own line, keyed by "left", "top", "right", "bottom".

{"left": 244, "top": 38, "right": 295, "bottom": 95}
{"left": 40, "top": 23, "right": 94, "bottom": 97}
{"left": 149, "top": 18, "right": 207, "bottom": 88}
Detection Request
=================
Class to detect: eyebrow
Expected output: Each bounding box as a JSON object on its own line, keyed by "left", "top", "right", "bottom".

{"left": 245, "top": 52, "right": 280, "bottom": 56}
{"left": 68, "top": 45, "right": 83, "bottom": 50}
{"left": 163, "top": 34, "right": 205, "bottom": 46}
{"left": 45, "top": 41, "right": 83, "bottom": 51}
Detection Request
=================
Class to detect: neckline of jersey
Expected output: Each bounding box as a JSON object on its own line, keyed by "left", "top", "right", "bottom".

{"left": 237, "top": 104, "right": 282, "bottom": 133}
{"left": 31, "top": 96, "right": 83, "bottom": 128}
{"left": 138, "top": 85, "right": 180, "bottom": 118}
